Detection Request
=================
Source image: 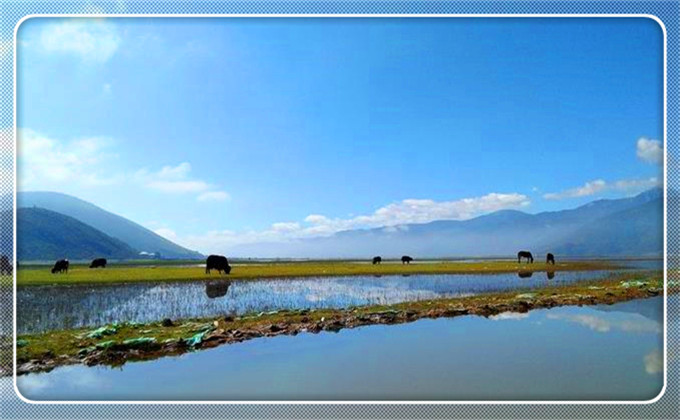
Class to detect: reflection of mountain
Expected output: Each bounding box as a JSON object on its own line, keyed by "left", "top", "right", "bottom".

{"left": 592, "top": 296, "right": 664, "bottom": 324}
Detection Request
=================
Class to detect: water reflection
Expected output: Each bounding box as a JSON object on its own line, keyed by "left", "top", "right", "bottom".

{"left": 16, "top": 297, "right": 663, "bottom": 401}
{"left": 205, "top": 281, "right": 231, "bottom": 299}
{"left": 517, "top": 271, "right": 533, "bottom": 278}
{"left": 547, "top": 271, "right": 555, "bottom": 280}
{"left": 18, "top": 271, "right": 619, "bottom": 334}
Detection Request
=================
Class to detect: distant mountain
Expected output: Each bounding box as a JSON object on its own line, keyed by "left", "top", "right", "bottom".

{"left": 224, "top": 188, "right": 664, "bottom": 258}
{"left": 15, "top": 208, "right": 139, "bottom": 261}
{"left": 17, "top": 192, "right": 202, "bottom": 259}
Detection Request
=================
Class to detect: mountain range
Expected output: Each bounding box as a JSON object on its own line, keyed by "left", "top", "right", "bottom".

{"left": 0, "top": 188, "right": 665, "bottom": 262}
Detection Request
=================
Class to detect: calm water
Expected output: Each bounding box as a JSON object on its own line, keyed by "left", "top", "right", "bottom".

{"left": 16, "top": 270, "right": 626, "bottom": 334}
{"left": 16, "top": 296, "right": 664, "bottom": 401}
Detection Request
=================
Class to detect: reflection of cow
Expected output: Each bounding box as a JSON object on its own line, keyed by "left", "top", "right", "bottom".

{"left": 401, "top": 255, "right": 414, "bottom": 264}
{"left": 372, "top": 256, "right": 382, "bottom": 265}
{"left": 517, "top": 271, "right": 533, "bottom": 278}
{"left": 89, "top": 258, "right": 107, "bottom": 268}
{"left": 206, "top": 255, "right": 231, "bottom": 274}
{"left": 517, "top": 251, "right": 534, "bottom": 264}
{"left": 51, "top": 259, "right": 69, "bottom": 274}
{"left": 0, "top": 255, "right": 11, "bottom": 275}
{"left": 205, "top": 281, "right": 231, "bottom": 299}
{"left": 546, "top": 253, "right": 555, "bottom": 265}
{"left": 547, "top": 271, "right": 555, "bottom": 280}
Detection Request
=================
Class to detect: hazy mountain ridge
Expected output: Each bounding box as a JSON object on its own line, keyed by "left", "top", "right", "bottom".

{"left": 227, "top": 188, "right": 663, "bottom": 258}
{"left": 17, "top": 192, "right": 203, "bottom": 259}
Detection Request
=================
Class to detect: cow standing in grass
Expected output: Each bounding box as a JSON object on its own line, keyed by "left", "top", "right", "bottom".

{"left": 546, "top": 253, "right": 555, "bottom": 265}
{"left": 206, "top": 255, "right": 231, "bottom": 274}
{"left": 51, "top": 259, "right": 69, "bottom": 274}
{"left": 517, "top": 251, "right": 533, "bottom": 264}
{"left": 401, "top": 255, "right": 414, "bottom": 264}
{"left": 89, "top": 258, "right": 107, "bottom": 268}
{"left": 372, "top": 256, "right": 382, "bottom": 265}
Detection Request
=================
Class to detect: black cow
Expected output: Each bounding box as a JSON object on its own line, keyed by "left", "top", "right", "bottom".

{"left": 89, "top": 258, "right": 107, "bottom": 268}
{"left": 205, "top": 281, "right": 231, "bottom": 299}
{"left": 546, "top": 253, "right": 555, "bottom": 265}
{"left": 401, "top": 255, "right": 414, "bottom": 265}
{"left": 51, "top": 259, "right": 69, "bottom": 274}
{"left": 206, "top": 254, "right": 231, "bottom": 275}
{"left": 372, "top": 256, "right": 382, "bottom": 265}
{"left": 0, "top": 255, "right": 11, "bottom": 275}
{"left": 517, "top": 251, "right": 534, "bottom": 264}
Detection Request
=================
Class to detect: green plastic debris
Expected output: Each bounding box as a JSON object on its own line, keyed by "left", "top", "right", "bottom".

{"left": 16, "top": 339, "right": 28, "bottom": 348}
{"left": 186, "top": 326, "right": 215, "bottom": 347}
{"left": 95, "top": 340, "right": 115, "bottom": 350}
{"left": 620, "top": 280, "right": 647, "bottom": 288}
{"left": 86, "top": 325, "right": 119, "bottom": 339}
{"left": 122, "top": 337, "right": 156, "bottom": 348}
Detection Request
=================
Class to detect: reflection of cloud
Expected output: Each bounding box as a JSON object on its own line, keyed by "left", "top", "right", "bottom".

{"left": 489, "top": 312, "right": 529, "bottom": 321}
{"left": 644, "top": 349, "right": 663, "bottom": 374}
{"left": 546, "top": 313, "right": 661, "bottom": 334}
{"left": 16, "top": 374, "right": 51, "bottom": 394}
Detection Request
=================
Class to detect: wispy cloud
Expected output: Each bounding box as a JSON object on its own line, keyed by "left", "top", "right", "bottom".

{"left": 38, "top": 19, "right": 121, "bottom": 63}
{"left": 135, "top": 162, "right": 229, "bottom": 201}
{"left": 637, "top": 137, "right": 663, "bottom": 165}
{"left": 543, "top": 179, "right": 607, "bottom": 200}
{"left": 543, "top": 177, "right": 660, "bottom": 201}
{"left": 17, "top": 128, "right": 121, "bottom": 190}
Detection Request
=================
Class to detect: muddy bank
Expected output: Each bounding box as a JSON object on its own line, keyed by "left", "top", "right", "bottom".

{"left": 16, "top": 271, "right": 663, "bottom": 375}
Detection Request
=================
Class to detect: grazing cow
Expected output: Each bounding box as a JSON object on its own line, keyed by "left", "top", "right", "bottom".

{"left": 206, "top": 254, "right": 231, "bottom": 275}
{"left": 51, "top": 259, "right": 69, "bottom": 274}
{"left": 372, "top": 256, "right": 382, "bottom": 265}
{"left": 401, "top": 255, "right": 414, "bottom": 265}
{"left": 517, "top": 271, "right": 533, "bottom": 279}
{"left": 205, "top": 281, "right": 231, "bottom": 299}
{"left": 89, "top": 258, "right": 107, "bottom": 268}
{"left": 546, "top": 253, "right": 555, "bottom": 265}
{"left": 517, "top": 251, "right": 534, "bottom": 264}
{"left": 0, "top": 255, "right": 11, "bottom": 275}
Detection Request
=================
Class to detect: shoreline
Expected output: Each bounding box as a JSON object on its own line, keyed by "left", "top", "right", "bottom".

{"left": 16, "top": 260, "right": 627, "bottom": 287}
{"left": 15, "top": 270, "right": 664, "bottom": 376}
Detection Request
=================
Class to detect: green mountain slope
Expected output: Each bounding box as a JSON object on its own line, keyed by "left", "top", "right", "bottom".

{"left": 16, "top": 208, "right": 140, "bottom": 261}
{"left": 17, "top": 192, "right": 202, "bottom": 259}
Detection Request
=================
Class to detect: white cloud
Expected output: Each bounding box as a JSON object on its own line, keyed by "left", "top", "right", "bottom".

{"left": 39, "top": 19, "right": 121, "bottom": 63}
{"left": 135, "top": 162, "right": 228, "bottom": 201}
{"left": 17, "top": 128, "right": 121, "bottom": 190}
{"left": 637, "top": 137, "right": 663, "bottom": 165}
{"left": 197, "top": 191, "right": 230, "bottom": 202}
{"left": 182, "top": 192, "right": 530, "bottom": 251}
{"left": 543, "top": 177, "right": 660, "bottom": 201}
{"left": 543, "top": 179, "right": 607, "bottom": 200}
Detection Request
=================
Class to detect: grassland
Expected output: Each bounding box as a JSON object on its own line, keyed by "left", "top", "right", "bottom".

{"left": 15, "top": 269, "right": 663, "bottom": 375}
{"left": 15, "top": 260, "right": 622, "bottom": 287}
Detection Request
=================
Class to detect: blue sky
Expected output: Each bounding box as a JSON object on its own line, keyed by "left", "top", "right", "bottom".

{"left": 15, "top": 17, "right": 663, "bottom": 253}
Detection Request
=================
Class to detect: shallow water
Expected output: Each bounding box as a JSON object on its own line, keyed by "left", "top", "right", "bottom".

{"left": 16, "top": 296, "right": 664, "bottom": 401}
{"left": 16, "top": 270, "right": 627, "bottom": 334}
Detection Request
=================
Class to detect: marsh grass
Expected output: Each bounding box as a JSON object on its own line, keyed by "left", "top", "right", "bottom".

{"left": 15, "top": 260, "right": 621, "bottom": 287}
